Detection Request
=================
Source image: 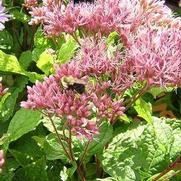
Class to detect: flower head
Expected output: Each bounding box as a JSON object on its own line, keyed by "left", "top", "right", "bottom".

{"left": 0, "top": 1, "right": 10, "bottom": 31}
{"left": 78, "top": 38, "right": 119, "bottom": 77}
{"left": 21, "top": 38, "right": 127, "bottom": 140}
{"left": 28, "top": 0, "right": 176, "bottom": 38}
{"left": 126, "top": 27, "right": 181, "bottom": 87}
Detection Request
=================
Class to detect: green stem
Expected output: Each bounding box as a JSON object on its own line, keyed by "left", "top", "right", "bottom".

{"left": 71, "top": 33, "right": 81, "bottom": 46}
{"left": 79, "top": 140, "right": 90, "bottom": 169}
{"left": 47, "top": 114, "right": 71, "bottom": 160}
{"left": 68, "top": 128, "right": 75, "bottom": 161}
{"left": 152, "top": 154, "right": 181, "bottom": 181}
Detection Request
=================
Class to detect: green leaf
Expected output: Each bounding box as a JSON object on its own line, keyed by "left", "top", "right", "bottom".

{"left": 107, "top": 31, "right": 119, "bottom": 45}
{"left": 100, "top": 117, "right": 181, "bottom": 180}
{"left": 43, "top": 133, "right": 67, "bottom": 162}
{"left": 58, "top": 36, "right": 78, "bottom": 63}
{"left": 134, "top": 98, "right": 153, "bottom": 124}
{"left": 47, "top": 161, "right": 63, "bottom": 181}
{"left": 0, "top": 50, "right": 24, "bottom": 74}
{"left": 9, "top": 134, "right": 44, "bottom": 167}
{"left": 0, "top": 30, "right": 13, "bottom": 50}
{"left": 60, "top": 163, "right": 77, "bottom": 181}
{"left": 41, "top": 116, "right": 64, "bottom": 134}
{"left": 119, "top": 114, "right": 132, "bottom": 123}
{"left": 7, "top": 108, "right": 41, "bottom": 143}
{"left": 0, "top": 157, "right": 19, "bottom": 181}
{"left": 11, "top": 9, "right": 30, "bottom": 23}
{"left": 96, "top": 178, "right": 117, "bottom": 181}
{"left": 37, "top": 50, "right": 53, "bottom": 75}
{"left": 0, "top": 93, "right": 11, "bottom": 110}
{"left": 19, "top": 51, "right": 32, "bottom": 70}
{"left": 86, "top": 163, "right": 97, "bottom": 180}
{"left": 87, "top": 121, "right": 113, "bottom": 157}
{"left": 13, "top": 157, "right": 48, "bottom": 181}
{"left": 32, "top": 28, "right": 55, "bottom": 62}
{"left": 0, "top": 50, "right": 43, "bottom": 82}
{"left": 0, "top": 76, "right": 28, "bottom": 122}
{"left": 148, "top": 87, "right": 173, "bottom": 98}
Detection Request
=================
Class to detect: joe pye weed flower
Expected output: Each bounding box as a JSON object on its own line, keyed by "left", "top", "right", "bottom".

{"left": 22, "top": 0, "right": 181, "bottom": 180}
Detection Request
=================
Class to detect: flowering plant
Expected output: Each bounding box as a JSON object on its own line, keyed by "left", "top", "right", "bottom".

{"left": 1, "top": 0, "right": 181, "bottom": 180}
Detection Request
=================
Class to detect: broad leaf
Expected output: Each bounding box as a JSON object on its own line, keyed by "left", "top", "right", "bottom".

{"left": 41, "top": 116, "right": 64, "bottom": 134}
{"left": 149, "top": 87, "right": 173, "bottom": 99}
{"left": 13, "top": 157, "right": 48, "bottom": 181}
{"left": 0, "top": 30, "right": 13, "bottom": 50}
{"left": 0, "top": 50, "right": 43, "bottom": 82}
{"left": 58, "top": 36, "right": 78, "bottom": 63}
{"left": 87, "top": 121, "right": 113, "bottom": 157}
{"left": 0, "top": 50, "right": 24, "bottom": 74}
{"left": 37, "top": 50, "right": 53, "bottom": 75}
{"left": 60, "top": 163, "right": 77, "bottom": 181}
{"left": 100, "top": 117, "right": 181, "bottom": 180}
{"left": 0, "top": 157, "right": 19, "bottom": 181}
{"left": 9, "top": 134, "right": 44, "bottom": 167}
{"left": 19, "top": 51, "right": 33, "bottom": 70}
{"left": 7, "top": 108, "right": 41, "bottom": 143}
{"left": 32, "top": 28, "right": 55, "bottom": 62}
{"left": 134, "top": 98, "right": 152, "bottom": 124}
{"left": 0, "top": 76, "right": 28, "bottom": 122}
{"left": 43, "top": 133, "right": 67, "bottom": 162}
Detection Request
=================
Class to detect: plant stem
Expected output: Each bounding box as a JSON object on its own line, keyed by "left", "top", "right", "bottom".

{"left": 68, "top": 128, "right": 75, "bottom": 161}
{"left": 95, "top": 156, "right": 103, "bottom": 178}
{"left": 152, "top": 154, "right": 181, "bottom": 181}
{"left": 71, "top": 33, "right": 81, "bottom": 46}
{"left": 76, "top": 140, "right": 91, "bottom": 180}
{"left": 77, "top": 165, "right": 86, "bottom": 181}
{"left": 79, "top": 140, "right": 90, "bottom": 168}
{"left": 47, "top": 114, "right": 71, "bottom": 160}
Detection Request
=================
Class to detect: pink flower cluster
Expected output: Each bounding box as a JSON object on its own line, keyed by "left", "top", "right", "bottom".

{"left": 27, "top": 0, "right": 176, "bottom": 37}
{"left": 79, "top": 39, "right": 119, "bottom": 77}
{"left": 23, "top": 0, "right": 181, "bottom": 140}
{"left": 21, "top": 39, "right": 126, "bottom": 140}
{"left": 126, "top": 27, "right": 181, "bottom": 87}
{"left": 21, "top": 75, "right": 98, "bottom": 140}
{"left": 0, "top": 1, "right": 10, "bottom": 31}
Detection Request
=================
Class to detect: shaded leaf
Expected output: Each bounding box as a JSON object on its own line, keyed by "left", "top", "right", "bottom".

{"left": 0, "top": 30, "right": 13, "bottom": 50}
{"left": 87, "top": 121, "right": 113, "bottom": 157}
{"left": 11, "top": 9, "right": 30, "bottom": 23}
{"left": 13, "top": 157, "right": 48, "bottom": 181}
{"left": 0, "top": 76, "right": 28, "bottom": 122}
{"left": 19, "top": 51, "right": 32, "bottom": 70}
{"left": 9, "top": 135, "right": 44, "bottom": 167}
